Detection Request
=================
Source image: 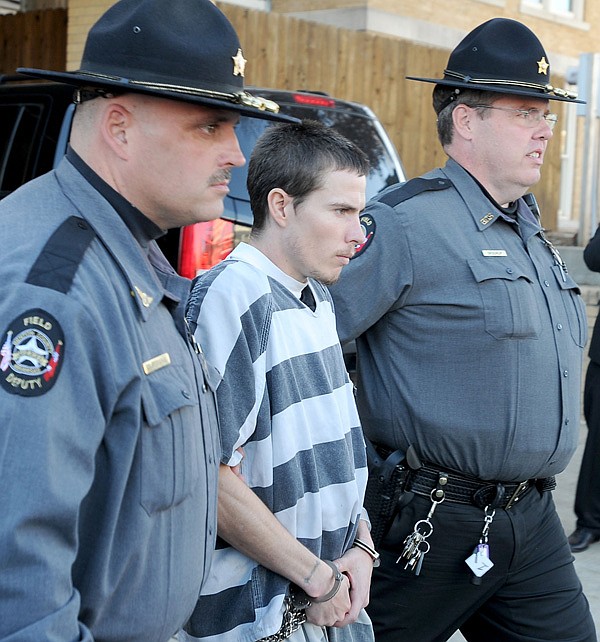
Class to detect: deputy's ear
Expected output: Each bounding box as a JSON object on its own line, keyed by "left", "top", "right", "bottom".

{"left": 101, "top": 101, "right": 132, "bottom": 159}
{"left": 452, "top": 103, "right": 475, "bottom": 139}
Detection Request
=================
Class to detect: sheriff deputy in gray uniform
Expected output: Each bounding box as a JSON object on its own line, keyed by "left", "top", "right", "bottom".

{"left": 329, "top": 18, "right": 597, "bottom": 642}
{"left": 0, "top": 1, "right": 294, "bottom": 641}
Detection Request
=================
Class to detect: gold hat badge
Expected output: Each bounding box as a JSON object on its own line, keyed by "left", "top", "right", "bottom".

{"left": 232, "top": 49, "right": 247, "bottom": 77}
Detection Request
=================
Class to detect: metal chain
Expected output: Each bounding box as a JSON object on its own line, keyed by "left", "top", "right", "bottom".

{"left": 257, "top": 597, "right": 307, "bottom": 642}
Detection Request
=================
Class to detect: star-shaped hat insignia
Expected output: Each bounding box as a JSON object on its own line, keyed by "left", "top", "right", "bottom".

{"left": 232, "top": 48, "right": 247, "bottom": 77}
{"left": 537, "top": 56, "right": 549, "bottom": 75}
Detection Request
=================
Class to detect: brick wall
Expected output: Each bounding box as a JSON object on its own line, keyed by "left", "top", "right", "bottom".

{"left": 272, "top": 0, "right": 600, "bottom": 67}
{"left": 66, "top": 0, "right": 112, "bottom": 71}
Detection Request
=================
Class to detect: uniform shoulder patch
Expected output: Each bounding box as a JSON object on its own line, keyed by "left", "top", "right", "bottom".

{"left": 352, "top": 178, "right": 452, "bottom": 260}
{"left": 0, "top": 309, "right": 65, "bottom": 397}
{"left": 352, "top": 212, "right": 376, "bottom": 259}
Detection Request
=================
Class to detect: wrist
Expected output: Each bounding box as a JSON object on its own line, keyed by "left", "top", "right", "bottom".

{"left": 311, "top": 560, "right": 343, "bottom": 603}
{"left": 352, "top": 537, "right": 381, "bottom": 567}
{"left": 291, "top": 560, "right": 343, "bottom": 610}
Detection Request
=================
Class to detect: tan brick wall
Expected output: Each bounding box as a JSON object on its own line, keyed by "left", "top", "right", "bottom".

{"left": 21, "top": 0, "right": 66, "bottom": 8}
{"left": 274, "top": 0, "right": 600, "bottom": 65}
{"left": 66, "top": 0, "right": 112, "bottom": 69}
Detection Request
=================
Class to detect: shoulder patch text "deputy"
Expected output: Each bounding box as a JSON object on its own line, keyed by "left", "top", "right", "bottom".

{"left": 0, "top": 309, "right": 65, "bottom": 397}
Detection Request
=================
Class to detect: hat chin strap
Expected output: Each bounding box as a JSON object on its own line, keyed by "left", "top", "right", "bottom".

{"left": 231, "top": 92, "right": 281, "bottom": 113}
{"left": 73, "top": 71, "right": 282, "bottom": 114}
{"left": 131, "top": 80, "right": 281, "bottom": 113}
{"left": 437, "top": 88, "right": 461, "bottom": 113}
{"left": 444, "top": 69, "right": 578, "bottom": 100}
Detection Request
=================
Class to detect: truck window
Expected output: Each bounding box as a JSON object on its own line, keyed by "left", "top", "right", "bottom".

{"left": 0, "top": 102, "right": 45, "bottom": 198}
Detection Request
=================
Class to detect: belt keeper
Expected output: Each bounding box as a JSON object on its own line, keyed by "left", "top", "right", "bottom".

{"left": 505, "top": 480, "right": 529, "bottom": 509}
{"left": 433, "top": 471, "right": 448, "bottom": 501}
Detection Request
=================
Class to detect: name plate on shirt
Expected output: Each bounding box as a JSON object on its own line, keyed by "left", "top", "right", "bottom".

{"left": 143, "top": 352, "right": 171, "bottom": 375}
{"left": 482, "top": 250, "right": 507, "bottom": 257}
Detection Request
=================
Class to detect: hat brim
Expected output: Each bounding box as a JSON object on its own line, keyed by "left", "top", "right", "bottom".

{"left": 17, "top": 67, "right": 300, "bottom": 122}
{"left": 406, "top": 75, "right": 585, "bottom": 104}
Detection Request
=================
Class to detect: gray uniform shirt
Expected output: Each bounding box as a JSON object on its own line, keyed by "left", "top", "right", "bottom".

{"left": 0, "top": 157, "right": 220, "bottom": 642}
{"left": 330, "top": 159, "right": 586, "bottom": 481}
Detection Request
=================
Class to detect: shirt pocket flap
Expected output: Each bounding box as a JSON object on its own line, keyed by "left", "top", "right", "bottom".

{"left": 141, "top": 363, "right": 198, "bottom": 427}
{"left": 467, "top": 258, "right": 541, "bottom": 340}
{"left": 468, "top": 258, "right": 532, "bottom": 284}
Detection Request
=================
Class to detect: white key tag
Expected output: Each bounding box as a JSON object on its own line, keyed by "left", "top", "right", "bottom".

{"left": 465, "top": 543, "right": 494, "bottom": 578}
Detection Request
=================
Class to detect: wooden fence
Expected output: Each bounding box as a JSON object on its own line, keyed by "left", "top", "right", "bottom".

{"left": 0, "top": 8, "right": 66, "bottom": 76}
{"left": 219, "top": 3, "right": 564, "bottom": 228}
{"left": 0, "top": 4, "right": 564, "bottom": 227}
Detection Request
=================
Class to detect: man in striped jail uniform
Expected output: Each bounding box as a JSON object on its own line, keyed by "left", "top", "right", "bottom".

{"left": 183, "top": 120, "right": 377, "bottom": 642}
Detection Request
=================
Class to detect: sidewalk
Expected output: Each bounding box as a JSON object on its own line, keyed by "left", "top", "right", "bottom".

{"left": 449, "top": 418, "right": 600, "bottom": 640}
{"left": 554, "top": 420, "right": 600, "bottom": 621}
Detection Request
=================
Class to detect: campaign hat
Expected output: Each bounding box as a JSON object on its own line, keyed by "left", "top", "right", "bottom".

{"left": 18, "top": 0, "right": 296, "bottom": 122}
{"left": 407, "top": 18, "right": 583, "bottom": 104}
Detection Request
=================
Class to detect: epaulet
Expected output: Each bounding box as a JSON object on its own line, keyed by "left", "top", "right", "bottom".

{"left": 26, "top": 216, "right": 96, "bottom": 294}
{"left": 376, "top": 177, "right": 452, "bottom": 208}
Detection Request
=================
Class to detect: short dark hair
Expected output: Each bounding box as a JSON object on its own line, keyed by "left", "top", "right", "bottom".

{"left": 247, "top": 120, "right": 370, "bottom": 232}
{"left": 433, "top": 87, "right": 499, "bottom": 147}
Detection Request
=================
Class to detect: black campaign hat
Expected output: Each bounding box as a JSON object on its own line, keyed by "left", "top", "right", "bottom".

{"left": 17, "top": 0, "right": 297, "bottom": 122}
{"left": 407, "top": 18, "right": 583, "bottom": 104}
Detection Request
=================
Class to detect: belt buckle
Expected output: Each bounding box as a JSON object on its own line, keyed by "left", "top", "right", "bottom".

{"left": 505, "top": 481, "right": 529, "bottom": 510}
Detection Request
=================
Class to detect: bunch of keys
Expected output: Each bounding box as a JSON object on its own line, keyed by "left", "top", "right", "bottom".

{"left": 397, "top": 490, "right": 444, "bottom": 576}
{"left": 465, "top": 505, "right": 495, "bottom": 585}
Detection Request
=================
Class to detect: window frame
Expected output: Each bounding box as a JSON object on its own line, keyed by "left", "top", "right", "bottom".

{"left": 520, "top": 0, "right": 585, "bottom": 24}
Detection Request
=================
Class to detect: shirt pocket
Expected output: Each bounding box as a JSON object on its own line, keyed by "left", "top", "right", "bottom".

{"left": 551, "top": 266, "right": 588, "bottom": 348}
{"left": 140, "top": 363, "right": 201, "bottom": 515}
{"left": 468, "top": 258, "right": 542, "bottom": 340}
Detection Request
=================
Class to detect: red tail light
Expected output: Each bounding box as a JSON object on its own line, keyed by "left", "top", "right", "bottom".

{"left": 292, "top": 93, "right": 335, "bottom": 108}
{"left": 178, "top": 219, "right": 235, "bottom": 278}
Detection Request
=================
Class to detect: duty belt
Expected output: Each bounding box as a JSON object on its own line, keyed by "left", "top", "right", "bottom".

{"left": 406, "top": 463, "right": 556, "bottom": 509}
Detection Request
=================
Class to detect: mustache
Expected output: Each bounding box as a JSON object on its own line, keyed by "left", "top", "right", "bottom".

{"left": 210, "top": 169, "right": 232, "bottom": 185}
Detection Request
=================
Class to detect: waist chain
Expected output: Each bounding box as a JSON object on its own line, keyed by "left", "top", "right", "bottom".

{"left": 256, "top": 596, "right": 306, "bottom": 642}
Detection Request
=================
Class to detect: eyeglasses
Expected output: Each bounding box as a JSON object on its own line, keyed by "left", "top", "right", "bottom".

{"left": 470, "top": 105, "right": 558, "bottom": 130}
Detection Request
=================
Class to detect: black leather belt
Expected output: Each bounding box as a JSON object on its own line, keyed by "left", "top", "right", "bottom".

{"left": 406, "top": 463, "right": 556, "bottom": 509}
